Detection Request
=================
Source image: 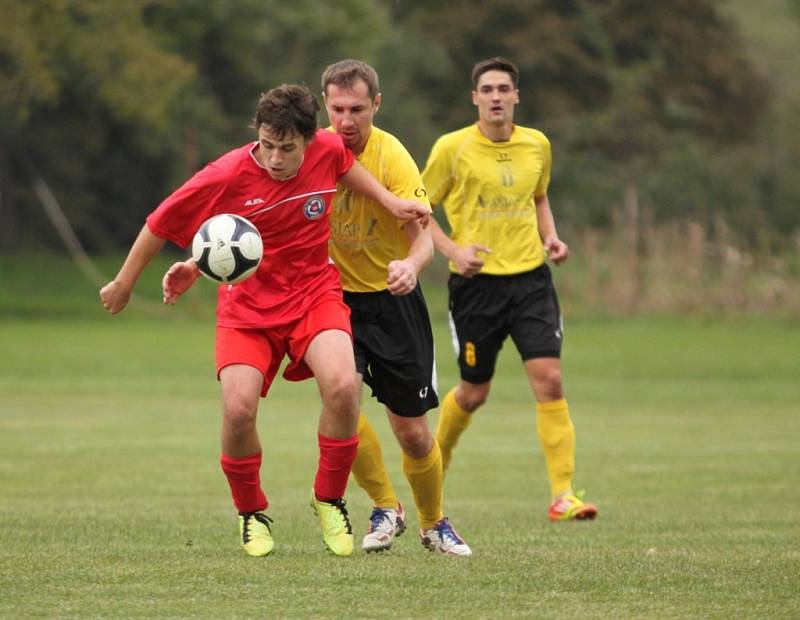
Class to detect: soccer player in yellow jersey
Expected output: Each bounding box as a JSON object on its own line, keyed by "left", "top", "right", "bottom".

{"left": 322, "top": 59, "right": 471, "bottom": 555}
{"left": 422, "top": 57, "right": 598, "bottom": 522}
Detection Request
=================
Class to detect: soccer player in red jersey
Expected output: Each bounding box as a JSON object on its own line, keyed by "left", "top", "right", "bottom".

{"left": 99, "top": 84, "right": 429, "bottom": 557}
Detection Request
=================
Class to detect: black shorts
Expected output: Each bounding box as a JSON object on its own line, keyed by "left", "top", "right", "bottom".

{"left": 447, "top": 264, "right": 563, "bottom": 384}
{"left": 344, "top": 285, "right": 439, "bottom": 417}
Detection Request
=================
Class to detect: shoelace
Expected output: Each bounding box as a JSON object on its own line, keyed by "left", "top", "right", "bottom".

{"left": 368, "top": 508, "right": 393, "bottom": 532}
{"left": 242, "top": 512, "right": 273, "bottom": 542}
{"left": 326, "top": 499, "right": 353, "bottom": 534}
{"left": 436, "top": 518, "right": 463, "bottom": 544}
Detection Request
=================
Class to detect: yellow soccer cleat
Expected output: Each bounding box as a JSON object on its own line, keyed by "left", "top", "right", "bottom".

{"left": 238, "top": 511, "right": 275, "bottom": 557}
{"left": 310, "top": 491, "right": 354, "bottom": 557}
{"left": 548, "top": 490, "right": 599, "bottom": 522}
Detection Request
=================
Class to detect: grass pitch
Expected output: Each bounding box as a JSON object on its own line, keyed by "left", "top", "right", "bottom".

{"left": 0, "top": 256, "right": 798, "bottom": 618}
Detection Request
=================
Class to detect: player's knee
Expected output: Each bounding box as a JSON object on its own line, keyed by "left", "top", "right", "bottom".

{"left": 223, "top": 393, "right": 258, "bottom": 432}
{"left": 458, "top": 385, "right": 489, "bottom": 411}
{"left": 321, "top": 370, "right": 359, "bottom": 413}
{"left": 537, "top": 368, "right": 563, "bottom": 400}
{"left": 395, "top": 423, "right": 432, "bottom": 458}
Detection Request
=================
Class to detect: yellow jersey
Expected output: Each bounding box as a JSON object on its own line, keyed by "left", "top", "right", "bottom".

{"left": 422, "top": 123, "right": 551, "bottom": 275}
{"left": 329, "top": 125, "right": 431, "bottom": 292}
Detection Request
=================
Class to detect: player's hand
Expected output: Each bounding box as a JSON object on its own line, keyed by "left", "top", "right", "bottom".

{"left": 162, "top": 260, "right": 201, "bottom": 305}
{"left": 452, "top": 244, "right": 491, "bottom": 277}
{"left": 386, "top": 198, "right": 430, "bottom": 229}
{"left": 544, "top": 236, "right": 569, "bottom": 265}
{"left": 386, "top": 259, "right": 418, "bottom": 296}
{"left": 99, "top": 280, "right": 132, "bottom": 315}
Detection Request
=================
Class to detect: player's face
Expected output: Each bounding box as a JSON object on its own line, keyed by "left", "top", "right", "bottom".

{"left": 472, "top": 70, "right": 519, "bottom": 126}
{"left": 256, "top": 126, "right": 308, "bottom": 180}
{"left": 324, "top": 79, "right": 380, "bottom": 155}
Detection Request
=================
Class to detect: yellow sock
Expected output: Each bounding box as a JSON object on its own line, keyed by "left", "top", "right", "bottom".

{"left": 435, "top": 388, "right": 473, "bottom": 472}
{"left": 351, "top": 413, "right": 397, "bottom": 509}
{"left": 402, "top": 439, "right": 444, "bottom": 530}
{"left": 536, "top": 398, "right": 575, "bottom": 498}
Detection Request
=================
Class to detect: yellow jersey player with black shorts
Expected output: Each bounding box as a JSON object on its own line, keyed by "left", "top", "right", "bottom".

{"left": 322, "top": 59, "right": 471, "bottom": 555}
{"left": 422, "top": 57, "right": 598, "bottom": 522}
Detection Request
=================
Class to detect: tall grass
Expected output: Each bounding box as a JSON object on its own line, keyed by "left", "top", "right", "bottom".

{"left": 558, "top": 216, "right": 800, "bottom": 317}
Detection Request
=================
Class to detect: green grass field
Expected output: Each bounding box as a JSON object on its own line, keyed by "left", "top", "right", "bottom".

{"left": 1, "top": 256, "right": 799, "bottom": 618}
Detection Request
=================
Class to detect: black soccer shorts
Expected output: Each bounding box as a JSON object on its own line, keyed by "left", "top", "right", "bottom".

{"left": 447, "top": 264, "right": 563, "bottom": 384}
{"left": 344, "top": 285, "right": 439, "bottom": 417}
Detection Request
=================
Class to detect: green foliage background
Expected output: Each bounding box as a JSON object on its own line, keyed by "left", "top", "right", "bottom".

{"left": 1, "top": 0, "right": 799, "bottom": 256}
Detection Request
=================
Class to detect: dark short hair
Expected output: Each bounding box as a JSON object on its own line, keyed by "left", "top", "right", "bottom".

{"left": 471, "top": 57, "right": 519, "bottom": 89}
{"left": 321, "top": 59, "right": 380, "bottom": 99}
{"left": 253, "top": 84, "right": 319, "bottom": 141}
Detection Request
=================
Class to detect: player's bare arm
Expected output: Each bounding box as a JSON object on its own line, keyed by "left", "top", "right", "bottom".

{"left": 429, "top": 217, "right": 491, "bottom": 278}
{"left": 535, "top": 193, "right": 568, "bottom": 265}
{"left": 387, "top": 218, "right": 434, "bottom": 295}
{"left": 340, "top": 162, "right": 430, "bottom": 227}
{"left": 162, "top": 259, "right": 201, "bottom": 305}
{"left": 100, "top": 225, "right": 166, "bottom": 314}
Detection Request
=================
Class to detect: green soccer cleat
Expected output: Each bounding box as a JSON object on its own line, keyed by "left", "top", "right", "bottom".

{"left": 238, "top": 511, "right": 274, "bottom": 557}
{"left": 310, "top": 491, "right": 354, "bottom": 557}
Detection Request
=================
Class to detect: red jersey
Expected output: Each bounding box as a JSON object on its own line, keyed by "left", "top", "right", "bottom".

{"left": 147, "top": 129, "right": 355, "bottom": 328}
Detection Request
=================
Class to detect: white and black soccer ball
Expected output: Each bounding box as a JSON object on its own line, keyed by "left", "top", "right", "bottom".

{"left": 192, "top": 214, "right": 263, "bottom": 284}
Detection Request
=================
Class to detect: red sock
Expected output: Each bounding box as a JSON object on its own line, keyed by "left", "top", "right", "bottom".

{"left": 314, "top": 433, "right": 358, "bottom": 501}
{"left": 220, "top": 452, "right": 268, "bottom": 514}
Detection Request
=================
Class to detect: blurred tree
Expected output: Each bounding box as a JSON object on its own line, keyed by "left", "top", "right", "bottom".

{"left": 390, "top": 0, "right": 766, "bottom": 144}
{"left": 593, "top": 0, "right": 767, "bottom": 143}
{"left": 0, "top": 0, "right": 792, "bottom": 256}
{"left": 0, "top": 0, "right": 391, "bottom": 252}
{"left": 0, "top": 1, "right": 197, "bottom": 132}
{"left": 143, "top": 0, "right": 390, "bottom": 145}
{"left": 0, "top": 0, "right": 197, "bottom": 251}
{"left": 385, "top": 0, "right": 613, "bottom": 133}
{"left": 383, "top": 0, "right": 771, "bottom": 238}
{"left": 728, "top": 0, "right": 800, "bottom": 252}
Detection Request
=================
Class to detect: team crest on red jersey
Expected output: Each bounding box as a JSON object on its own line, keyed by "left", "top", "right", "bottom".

{"left": 303, "top": 195, "right": 326, "bottom": 220}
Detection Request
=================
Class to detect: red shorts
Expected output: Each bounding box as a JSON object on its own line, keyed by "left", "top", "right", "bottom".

{"left": 215, "top": 292, "right": 352, "bottom": 397}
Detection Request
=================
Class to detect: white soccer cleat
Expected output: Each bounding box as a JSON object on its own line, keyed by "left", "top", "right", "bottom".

{"left": 362, "top": 502, "right": 406, "bottom": 552}
{"left": 420, "top": 517, "right": 472, "bottom": 556}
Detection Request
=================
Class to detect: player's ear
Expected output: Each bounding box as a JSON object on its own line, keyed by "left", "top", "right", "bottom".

{"left": 514, "top": 89, "right": 520, "bottom": 104}
{"left": 373, "top": 92, "right": 382, "bottom": 113}
{"left": 471, "top": 90, "right": 478, "bottom": 106}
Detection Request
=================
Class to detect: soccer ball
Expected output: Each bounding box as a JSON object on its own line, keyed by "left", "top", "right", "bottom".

{"left": 192, "top": 214, "right": 263, "bottom": 283}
